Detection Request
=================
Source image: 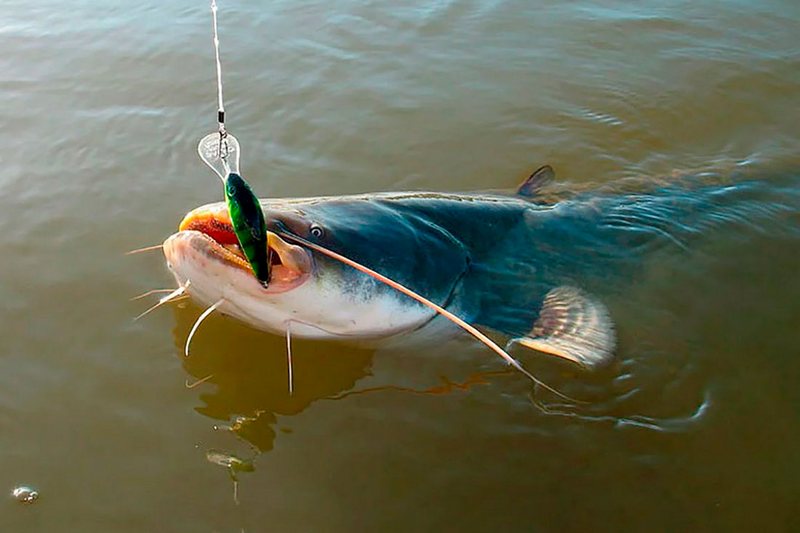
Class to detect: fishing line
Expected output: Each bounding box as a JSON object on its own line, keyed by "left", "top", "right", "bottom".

{"left": 277, "top": 231, "right": 583, "bottom": 404}
{"left": 210, "top": 0, "right": 226, "bottom": 136}
{"left": 200, "top": 0, "right": 239, "bottom": 174}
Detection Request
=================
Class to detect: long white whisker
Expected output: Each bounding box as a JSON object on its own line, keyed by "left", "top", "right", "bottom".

{"left": 125, "top": 244, "right": 164, "bottom": 255}
{"left": 134, "top": 285, "right": 189, "bottom": 321}
{"left": 134, "top": 295, "right": 189, "bottom": 320}
{"left": 278, "top": 231, "right": 582, "bottom": 404}
{"left": 185, "top": 374, "right": 215, "bottom": 389}
{"left": 286, "top": 321, "right": 294, "bottom": 396}
{"left": 131, "top": 289, "right": 178, "bottom": 301}
{"left": 185, "top": 299, "right": 224, "bottom": 357}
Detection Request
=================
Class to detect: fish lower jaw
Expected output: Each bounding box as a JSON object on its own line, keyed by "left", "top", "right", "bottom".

{"left": 172, "top": 278, "right": 436, "bottom": 340}
{"left": 240, "top": 292, "right": 436, "bottom": 340}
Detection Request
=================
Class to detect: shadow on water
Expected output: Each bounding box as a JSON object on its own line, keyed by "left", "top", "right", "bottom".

{"left": 170, "top": 305, "right": 375, "bottom": 452}
{"left": 166, "top": 295, "right": 718, "bottom": 460}
{"left": 168, "top": 303, "right": 516, "bottom": 453}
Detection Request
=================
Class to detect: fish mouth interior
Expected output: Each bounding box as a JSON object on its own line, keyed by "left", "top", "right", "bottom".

{"left": 178, "top": 206, "right": 312, "bottom": 289}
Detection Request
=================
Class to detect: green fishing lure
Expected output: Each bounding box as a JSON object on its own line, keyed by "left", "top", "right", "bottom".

{"left": 198, "top": 132, "right": 271, "bottom": 287}
{"left": 224, "top": 172, "right": 270, "bottom": 286}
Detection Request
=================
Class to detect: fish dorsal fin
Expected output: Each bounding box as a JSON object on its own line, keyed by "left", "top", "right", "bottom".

{"left": 508, "top": 286, "right": 615, "bottom": 369}
{"left": 517, "top": 165, "right": 555, "bottom": 197}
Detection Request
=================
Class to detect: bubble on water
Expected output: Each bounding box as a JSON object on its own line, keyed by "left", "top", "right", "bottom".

{"left": 11, "top": 486, "right": 39, "bottom": 504}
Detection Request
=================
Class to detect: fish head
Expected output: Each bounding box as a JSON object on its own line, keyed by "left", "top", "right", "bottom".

{"left": 164, "top": 195, "right": 470, "bottom": 339}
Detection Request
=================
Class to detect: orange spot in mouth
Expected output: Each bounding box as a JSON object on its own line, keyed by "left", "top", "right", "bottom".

{"left": 179, "top": 207, "right": 238, "bottom": 245}
{"left": 176, "top": 206, "right": 312, "bottom": 286}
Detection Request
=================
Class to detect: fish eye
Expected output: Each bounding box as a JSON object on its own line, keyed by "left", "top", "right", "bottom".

{"left": 309, "top": 224, "right": 324, "bottom": 238}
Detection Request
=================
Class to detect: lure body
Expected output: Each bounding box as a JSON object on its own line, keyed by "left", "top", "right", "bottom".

{"left": 224, "top": 172, "right": 270, "bottom": 286}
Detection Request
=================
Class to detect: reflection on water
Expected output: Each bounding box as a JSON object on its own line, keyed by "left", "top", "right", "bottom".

{"left": 172, "top": 304, "right": 374, "bottom": 452}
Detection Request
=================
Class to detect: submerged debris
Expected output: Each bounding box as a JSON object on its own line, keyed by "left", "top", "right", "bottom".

{"left": 206, "top": 450, "right": 254, "bottom": 478}
{"left": 206, "top": 449, "right": 255, "bottom": 506}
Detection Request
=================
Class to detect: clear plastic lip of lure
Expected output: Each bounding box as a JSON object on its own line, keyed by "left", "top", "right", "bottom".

{"left": 198, "top": 131, "right": 241, "bottom": 180}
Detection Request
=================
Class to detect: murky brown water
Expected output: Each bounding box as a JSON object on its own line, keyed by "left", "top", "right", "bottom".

{"left": 2, "top": 1, "right": 799, "bottom": 531}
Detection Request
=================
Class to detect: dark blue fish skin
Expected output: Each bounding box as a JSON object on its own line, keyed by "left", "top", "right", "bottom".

{"left": 263, "top": 176, "right": 800, "bottom": 339}
{"left": 264, "top": 197, "right": 472, "bottom": 314}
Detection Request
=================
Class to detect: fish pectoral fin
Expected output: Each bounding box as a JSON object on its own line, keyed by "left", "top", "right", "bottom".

{"left": 509, "top": 286, "right": 615, "bottom": 370}
{"left": 517, "top": 165, "right": 555, "bottom": 197}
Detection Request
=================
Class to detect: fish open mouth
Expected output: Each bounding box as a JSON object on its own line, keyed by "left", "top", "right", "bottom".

{"left": 173, "top": 204, "right": 312, "bottom": 291}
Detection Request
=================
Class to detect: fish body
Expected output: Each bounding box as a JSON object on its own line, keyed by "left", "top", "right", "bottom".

{"left": 164, "top": 174, "right": 800, "bottom": 366}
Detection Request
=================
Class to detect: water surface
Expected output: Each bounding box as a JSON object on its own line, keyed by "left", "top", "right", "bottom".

{"left": 1, "top": 0, "right": 799, "bottom": 531}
